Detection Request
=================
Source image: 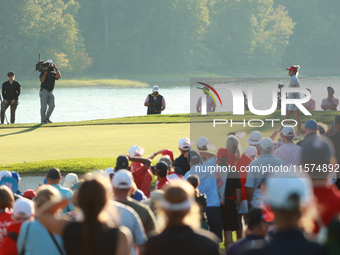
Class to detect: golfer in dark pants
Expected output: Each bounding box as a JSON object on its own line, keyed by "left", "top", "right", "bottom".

{"left": 39, "top": 60, "right": 61, "bottom": 124}
{"left": 1, "top": 71, "right": 21, "bottom": 124}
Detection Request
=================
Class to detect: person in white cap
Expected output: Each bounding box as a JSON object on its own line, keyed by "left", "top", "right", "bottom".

{"left": 173, "top": 137, "right": 192, "bottom": 175}
{"left": 247, "top": 131, "right": 262, "bottom": 154}
{"left": 39, "top": 59, "right": 61, "bottom": 124}
{"left": 1, "top": 198, "right": 34, "bottom": 255}
{"left": 144, "top": 85, "right": 166, "bottom": 115}
{"left": 248, "top": 172, "right": 325, "bottom": 255}
{"left": 273, "top": 126, "right": 302, "bottom": 167}
{"left": 245, "top": 138, "right": 284, "bottom": 209}
{"left": 62, "top": 173, "right": 79, "bottom": 189}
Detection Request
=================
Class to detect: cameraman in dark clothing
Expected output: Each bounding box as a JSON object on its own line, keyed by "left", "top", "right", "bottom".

{"left": 1, "top": 71, "right": 21, "bottom": 124}
{"left": 39, "top": 60, "right": 61, "bottom": 124}
{"left": 144, "top": 85, "right": 166, "bottom": 115}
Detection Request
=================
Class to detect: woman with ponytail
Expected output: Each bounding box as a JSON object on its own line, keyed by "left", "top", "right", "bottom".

{"left": 38, "top": 173, "right": 132, "bottom": 255}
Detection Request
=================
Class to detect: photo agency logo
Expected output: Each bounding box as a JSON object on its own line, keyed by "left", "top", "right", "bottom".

{"left": 195, "top": 81, "right": 312, "bottom": 128}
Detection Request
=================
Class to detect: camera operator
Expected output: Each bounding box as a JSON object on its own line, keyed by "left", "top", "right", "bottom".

{"left": 144, "top": 85, "right": 166, "bottom": 115}
{"left": 1, "top": 71, "right": 21, "bottom": 124}
{"left": 39, "top": 60, "right": 61, "bottom": 124}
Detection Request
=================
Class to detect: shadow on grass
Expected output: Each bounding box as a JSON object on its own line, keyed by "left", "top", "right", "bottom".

{"left": 0, "top": 124, "right": 42, "bottom": 138}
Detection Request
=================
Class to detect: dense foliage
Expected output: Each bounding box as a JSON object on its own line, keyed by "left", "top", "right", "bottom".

{"left": 0, "top": 0, "right": 338, "bottom": 77}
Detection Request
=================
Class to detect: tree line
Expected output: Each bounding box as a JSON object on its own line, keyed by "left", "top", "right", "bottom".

{"left": 0, "top": 0, "right": 338, "bottom": 78}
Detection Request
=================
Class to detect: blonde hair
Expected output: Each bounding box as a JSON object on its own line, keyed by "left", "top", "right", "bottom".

{"left": 158, "top": 180, "right": 200, "bottom": 230}
{"left": 34, "top": 185, "right": 62, "bottom": 208}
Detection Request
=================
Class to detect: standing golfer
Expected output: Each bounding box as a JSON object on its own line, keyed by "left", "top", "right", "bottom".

{"left": 1, "top": 71, "right": 21, "bottom": 124}
{"left": 144, "top": 85, "right": 166, "bottom": 115}
{"left": 39, "top": 60, "right": 61, "bottom": 124}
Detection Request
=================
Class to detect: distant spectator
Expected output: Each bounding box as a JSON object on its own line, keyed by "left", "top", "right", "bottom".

{"left": 173, "top": 137, "right": 191, "bottom": 175}
{"left": 17, "top": 185, "right": 65, "bottom": 255}
{"left": 303, "top": 88, "right": 316, "bottom": 111}
{"left": 145, "top": 180, "right": 219, "bottom": 255}
{"left": 39, "top": 173, "right": 132, "bottom": 255}
{"left": 317, "top": 122, "right": 329, "bottom": 135}
{"left": 112, "top": 170, "right": 157, "bottom": 237}
{"left": 196, "top": 136, "right": 216, "bottom": 163}
{"left": 11, "top": 171, "right": 22, "bottom": 196}
{"left": 227, "top": 209, "right": 269, "bottom": 255}
{"left": 321, "top": 86, "right": 339, "bottom": 111}
{"left": 154, "top": 162, "right": 170, "bottom": 190}
{"left": 269, "top": 127, "right": 284, "bottom": 152}
{"left": 246, "top": 138, "right": 284, "bottom": 209}
{"left": 23, "top": 189, "right": 37, "bottom": 200}
{"left": 243, "top": 146, "right": 258, "bottom": 160}
{"left": 187, "top": 175, "right": 208, "bottom": 229}
{"left": 0, "top": 185, "right": 14, "bottom": 249}
{"left": 297, "top": 119, "right": 318, "bottom": 147}
{"left": 196, "top": 86, "right": 216, "bottom": 113}
{"left": 1, "top": 198, "right": 34, "bottom": 255}
{"left": 115, "top": 154, "right": 152, "bottom": 198}
{"left": 46, "top": 168, "right": 74, "bottom": 213}
{"left": 216, "top": 148, "right": 242, "bottom": 249}
{"left": 62, "top": 173, "right": 78, "bottom": 190}
{"left": 273, "top": 126, "right": 302, "bottom": 166}
{"left": 247, "top": 131, "right": 262, "bottom": 154}
{"left": 104, "top": 167, "right": 115, "bottom": 181}
{"left": 158, "top": 155, "right": 182, "bottom": 181}
{"left": 185, "top": 150, "right": 223, "bottom": 240}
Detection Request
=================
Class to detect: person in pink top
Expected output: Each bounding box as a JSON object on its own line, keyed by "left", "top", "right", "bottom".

{"left": 321, "top": 86, "right": 339, "bottom": 111}
{"left": 273, "top": 126, "right": 302, "bottom": 167}
{"left": 303, "top": 88, "right": 316, "bottom": 111}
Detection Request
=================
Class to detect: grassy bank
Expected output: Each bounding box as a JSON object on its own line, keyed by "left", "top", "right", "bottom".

{"left": 0, "top": 111, "right": 337, "bottom": 174}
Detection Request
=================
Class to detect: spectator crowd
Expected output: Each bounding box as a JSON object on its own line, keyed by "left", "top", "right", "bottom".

{"left": 0, "top": 115, "right": 340, "bottom": 255}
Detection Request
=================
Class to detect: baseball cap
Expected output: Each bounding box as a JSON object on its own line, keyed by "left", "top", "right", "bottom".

{"left": 7, "top": 71, "right": 14, "bottom": 77}
{"left": 13, "top": 198, "right": 35, "bottom": 219}
{"left": 152, "top": 85, "right": 159, "bottom": 92}
{"left": 244, "top": 146, "right": 257, "bottom": 158}
{"left": 178, "top": 137, "right": 191, "bottom": 151}
{"left": 265, "top": 173, "right": 313, "bottom": 210}
{"left": 327, "top": 86, "right": 334, "bottom": 93}
{"left": 128, "top": 145, "right": 145, "bottom": 157}
{"left": 0, "top": 170, "right": 12, "bottom": 180}
{"left": 161, "top": 149, "right": 174, "bottom": 162}
{"left": 155, "top": 162, "right": 168, "bottom": 178}
{"left": 259, "top": 138, "right": 274, "bottom": 151}
{"left": 245, "top": 208, "right": 273, "bottom": 229}
{"left": 23, "top": 189, "right": 37, "bottom": 200}
{"left": 11, "top": 172, "right": 21, "bottom": 182}
{"left": 115, "top": 155, "right": 129, "bottom": 171}
{"left": 286, "top": 65, "right": 298, "bottom": 71}
{"left": 280, "top": 126, "right": 295, "bottom": 137}
{"left": 187, "top": 150, "right": 202, "bottom": 165}
{"left": 112, "top": 169, "right": 133, "bottom": 189}
{"left": 46, "top": 168, "right": 61, "bottom": 179}
{"left": 305, "top": 119, "right": 318, "bottom": 130}
{"left": 217, "top": 148, "right": 230, "bottom": 164}
{"left": 63, "top": 173, "right": 78, "bottom": 189}
{"left": 158, "top": 156, "right": 172, "bottom": 168}
{"left": 46, "top": 59, "right": 53, "bottom": 64}
{"left": 247, "top": 131, "right": 262, "bottom": 145}
{"left": 196, "top": 136, "right": 216, "bottom": 151}
{"left": 105, "top": 167, "right": 115, "bottom": 176}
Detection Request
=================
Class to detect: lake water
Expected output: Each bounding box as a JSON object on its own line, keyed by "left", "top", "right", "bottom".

{"left": 9, "top": 77, "right": 340, "bottom": 124}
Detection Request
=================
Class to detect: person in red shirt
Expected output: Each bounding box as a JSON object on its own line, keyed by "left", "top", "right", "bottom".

{"left": 0, "top": 186, "right": 14, "bottom": 250}
{"left": 301, "top": 135, "right": 340, "bottom": 234}
{"left": 1, "top": 198, "right": 34, "bottom": 255}
{"left": 154, "top": 162, "right": 170, "bottom": 190}
{"left": 115, "top": 154, "right": 152, "bottom": 197}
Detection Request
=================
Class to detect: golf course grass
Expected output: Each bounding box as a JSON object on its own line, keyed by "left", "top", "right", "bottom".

{"left": 0, "top": 111, "right": 337, "bottom": 175}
